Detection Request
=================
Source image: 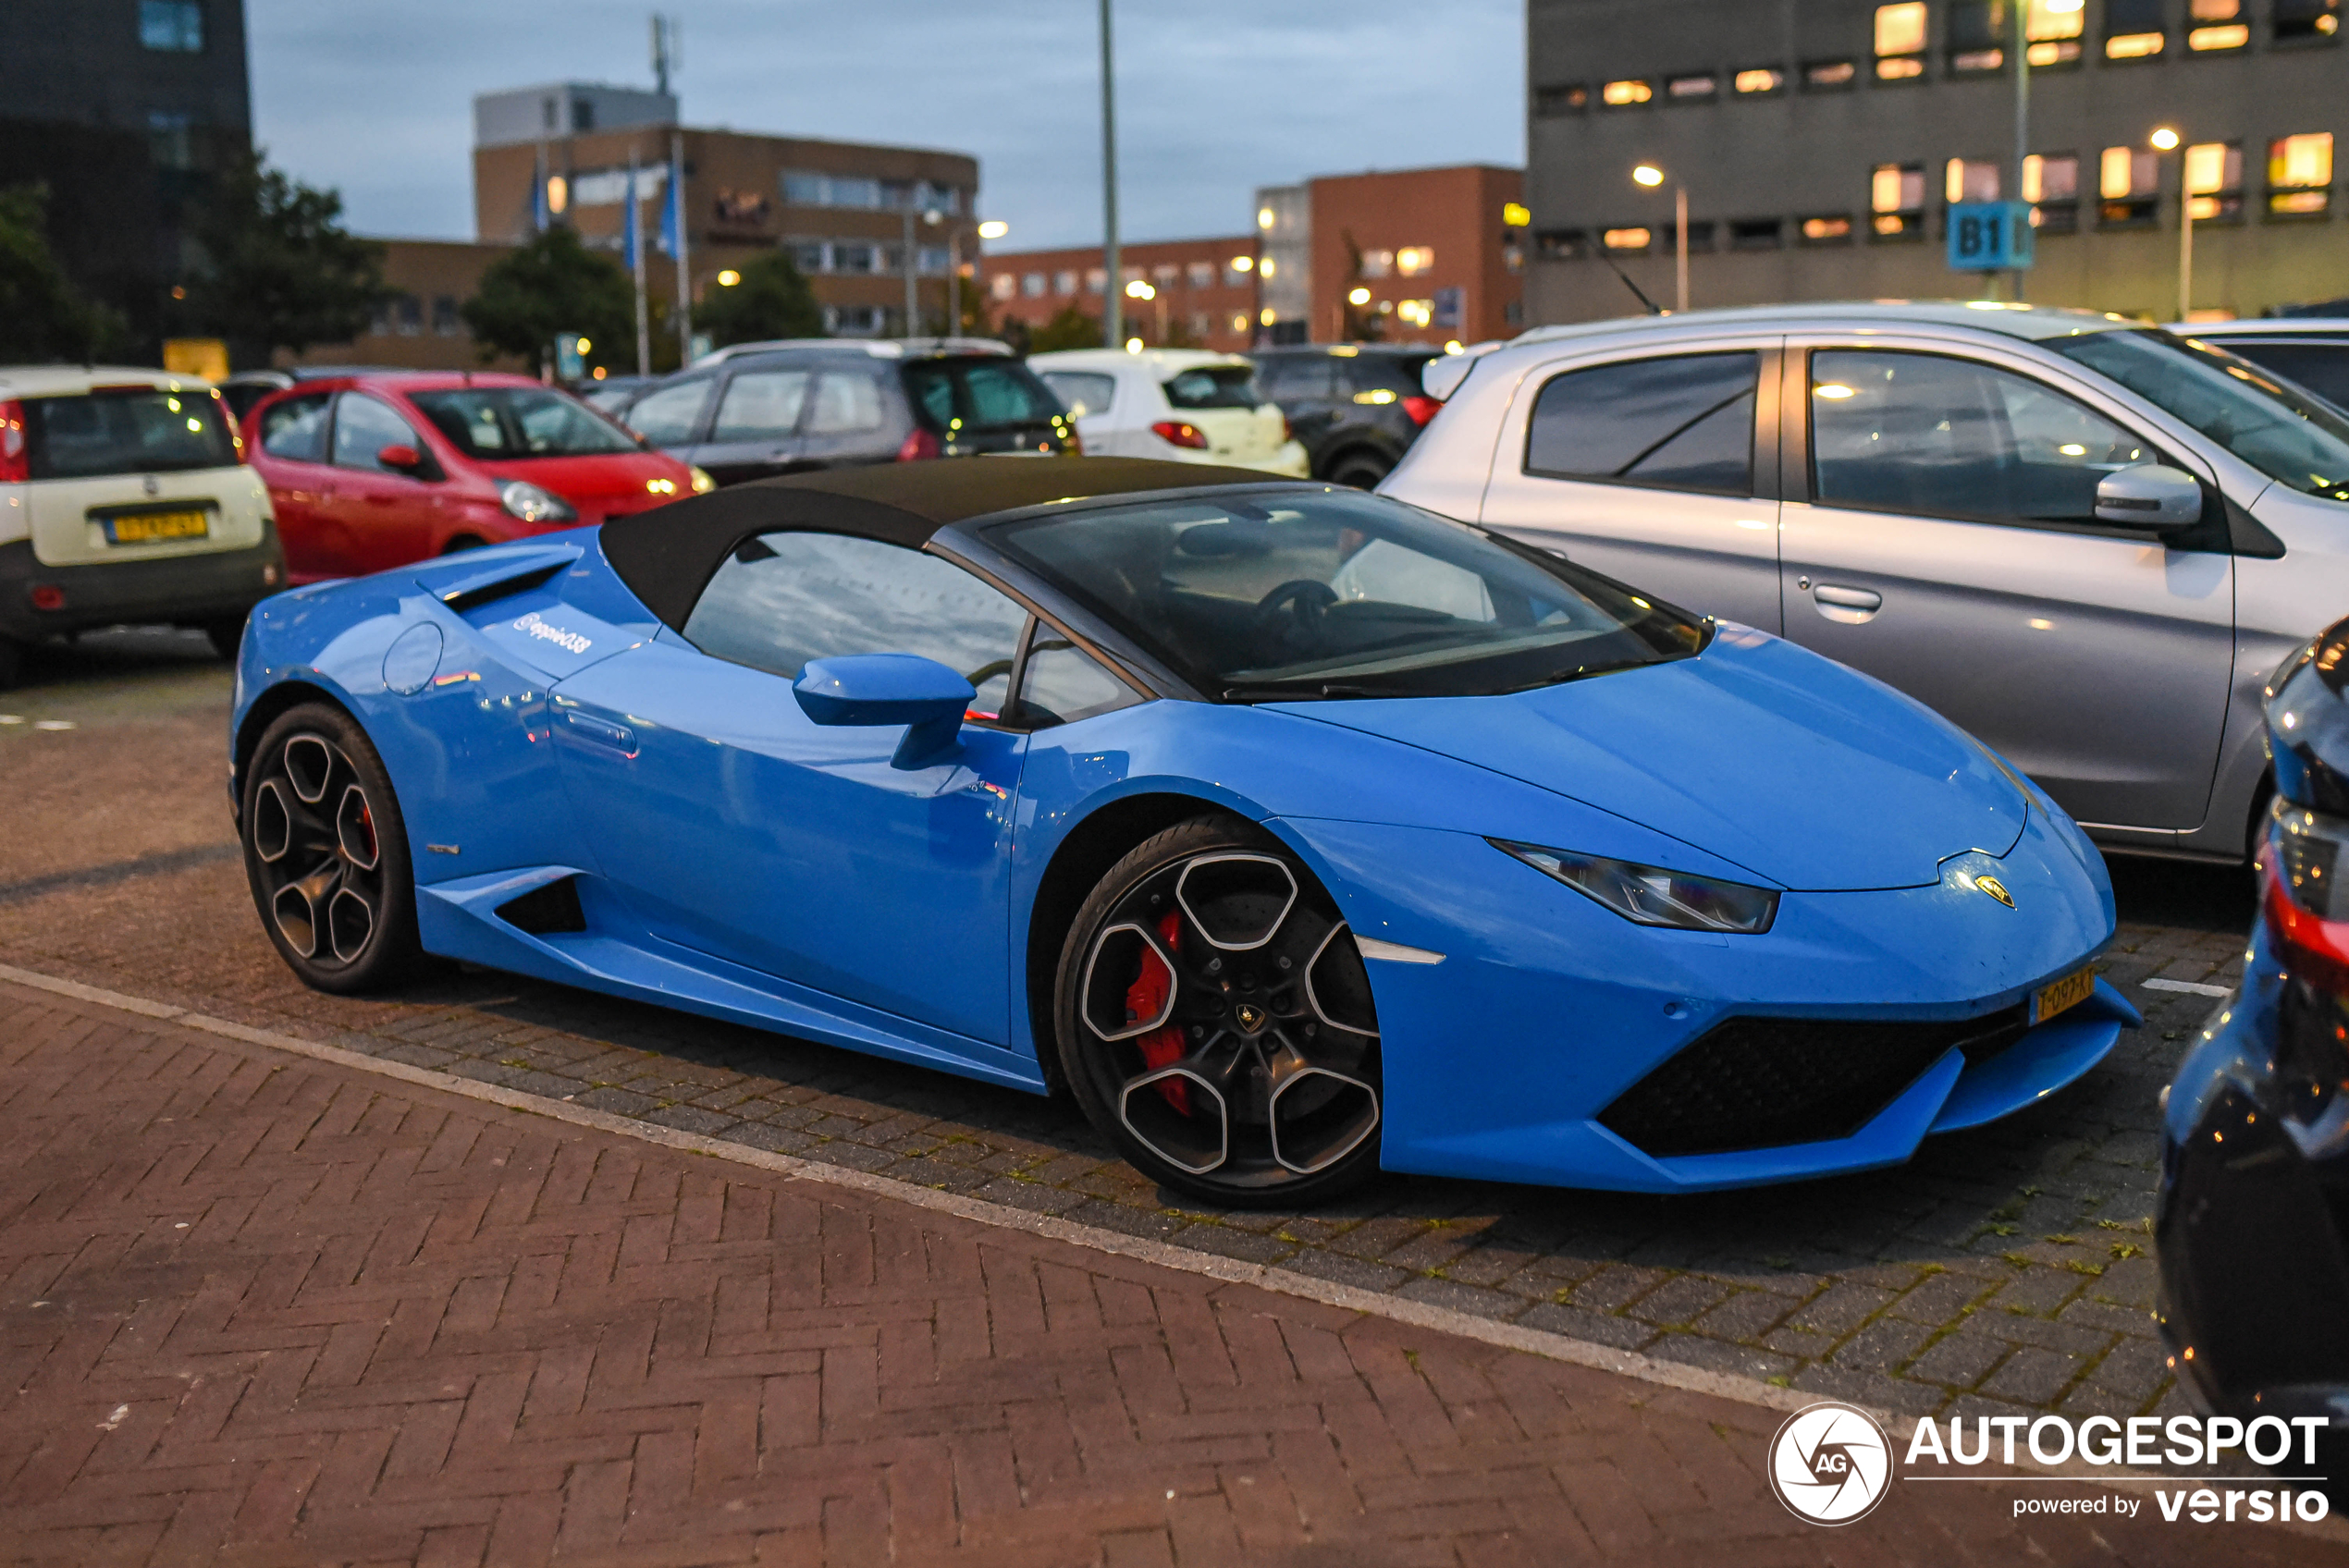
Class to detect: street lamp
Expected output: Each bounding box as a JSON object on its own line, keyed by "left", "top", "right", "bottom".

{"left": 1632, "top": 164, "right": 1690, "bottom": 312}
{"left": 1125, "top": 277, "right": 1163, "bottom": 346}
{"left": 2150, "top": 125, "right": 2194, "bottom": 322}
{"left": 978, "top": 219, "right": 1009, "bottom": 241}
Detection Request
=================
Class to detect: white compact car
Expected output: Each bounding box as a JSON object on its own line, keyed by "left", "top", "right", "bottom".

{"left": 0, "top": 366, "right": 285, "bottom": 688}
{"left": 1031, "top": 349, "right": 1309, "bottom": 475}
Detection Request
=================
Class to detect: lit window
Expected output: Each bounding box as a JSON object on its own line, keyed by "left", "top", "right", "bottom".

{"left": 2023, "top": 153, "right": 2080, "bottom": 203}
{"left": 2106, "top": 31, "right": 2165, "bottom": 56}
{"left": 2274, "top": 0, "right": 2342, "bottom": 41}
{"left": 1804, "top": 59, "right": 1858, "bottom": 87}
{"left": 1396, "top": 246, "right": 1435, "bottom": 276}
{"left": 1800, "top": 214, "right": 1855, "bottom": 242}
{"left": 1946, "top": 158, "right": 2001, "bottom": 203}
{"left": 139, "top": 0, "right": 203, "bottom": 51}
{"left": 1872, "top": 161, "right": 1925, "bottom": 236}
{"left": 1734, "top": 67, "right": 1786, "bottom": 93}
{"left": 2026, "top": 0, "right": 2085, "bottom": 42}
{"left": 1875, "top": 3, "right": 1928, "bottom": 55}
{"left": 1951, "top": 46, "right": 2005, "bottom": 71}
{"left": 1666, "top": 73, "right": 1718, "bottom": 100}
{"left": 1231, "top": 313, "right": 1251, "bottom": 334}
{"left": 2189, "top": 0, "right": 2248, "bottom": 49}
{"left": 1877, "top": 55, "right": 1925, "bottom": 78}
{"left": 1260, "top": 258, "right": 1277, "bottom": 279}
{"left": 2100, "top": 146, "right": 2144, "bottom": 200}
{"left": 1603, "top": 227, "right": 1654, "bottom": 251}
{"left": 1534, "top": 83, "right": 1590, "bottom": 116}
{"left": 1602, "top": 79, "right": 1654, "bottom": 105}
{"left": 1396, "top": 300, "right": 1434, "bottom": 328}
{"left": 2270, "top": 131, "right": 2334, "bottom": 190}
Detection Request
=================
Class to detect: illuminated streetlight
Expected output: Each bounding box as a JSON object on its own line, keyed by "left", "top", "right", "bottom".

{"left": 978, "top": 219, "right": 1010, "bottom": 240}
{"left": 1631, "top": 165, "right": 1665, "bottom": 188}
{"left": 715, "top": 270, "right": 741, "bottom": 287}
{"left": 2150, "top": 126, "right": 2193, "bottom": 321}
{"left": 1347, "top": 286, "right": 1371, "bottom": 306}
{"left": 1125, "top": 279, "right": 1154, "bottom": 300}
{"left": 1502, "top": 201, "right": 1532, "bottom": 227}
{"left": 1630, "top": 165, "right": 1690, "bottom": 312}
{"left": 1125, "top": 337, "right": 1144, "bottom": 352}
{"left": 2150, "top": 126, "right": 2181, "bottom": 151}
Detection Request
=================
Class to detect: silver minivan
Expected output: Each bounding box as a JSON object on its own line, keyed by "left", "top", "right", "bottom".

{"left": 1383, "top": 302, "right": 2349, "bottom": 863}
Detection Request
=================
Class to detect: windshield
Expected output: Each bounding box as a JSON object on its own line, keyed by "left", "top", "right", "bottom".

{"left": 408, "top": 387, "right": 639, "bottom": 459}
{"left": 2051, "top": 328, "right": 2349, "bottom": 503}
{"left": 902, "top": 358, "right": 1061, "bottom": 431}
{"left": 985, "top": 487, "right": 1707, "bottom": 700}
{"left": 22, "top": 387, "right": 239, "bottom": 479}
{"left": 1163, "top": 365, "right": 1263, "bottom": 410}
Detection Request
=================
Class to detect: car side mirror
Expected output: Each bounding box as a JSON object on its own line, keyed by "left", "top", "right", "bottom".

{"left": 2096, "top": 463, "right": 2203, "bottom": 529}
{"left": 377, "top": 443, "right": 425, "bottom": 475}
{"left": 793, "top": 653, "right": 974, "bottom": 770}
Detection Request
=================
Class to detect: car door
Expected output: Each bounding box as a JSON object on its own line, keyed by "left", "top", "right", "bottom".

{"left": 794, "top": 361, "right": 899, "bottom": 469}
{"left": 320, "top": 391, "right": 440, "bottom": 574}
{"left": 1777, "top": 341, "right": 2234, "bottom": 832}
{"left": 620, "top": 374, "right": 717, "bottom": 467}
{"left": 1474, "top": 341, "right": 1785, "bottom": 631}
{"left": 547, "top": 530, "right": 1031, "bottom": 1047}
{"left": 690, "top": 364, "right": 812, "bottom": 484}
{"left": 251, "top": 391, "right": 338, "bottom": 581}
{"left": 1036, "top": 369, "right": 1121, "bottom": 454}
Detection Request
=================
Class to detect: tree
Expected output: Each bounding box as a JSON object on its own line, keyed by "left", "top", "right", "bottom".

{"left": 461, "top": 227, "right": 634, "bottom": 375}
{"left": 0, "top": 184, "right": 126, "bottom": 362}
{"left": 178, "top": 152, "right": 387, "bottom": 360}
{"left": 695, "top": 251, "right": 824, "bottom": 349}
{"left": 1027, "top": 304, "right": 1102, "bottom": 353}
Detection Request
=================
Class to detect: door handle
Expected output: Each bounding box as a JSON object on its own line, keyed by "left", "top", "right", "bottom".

{"left": 1813, "top": 584, "right": 1882, "bottom": 610}
{"left": 561, "top": 710, "right": 638, "bottom": 758}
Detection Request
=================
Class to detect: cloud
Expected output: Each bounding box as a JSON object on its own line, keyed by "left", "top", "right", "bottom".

{"left": 249, "top": 0, "right": 1523, "bottom": 247}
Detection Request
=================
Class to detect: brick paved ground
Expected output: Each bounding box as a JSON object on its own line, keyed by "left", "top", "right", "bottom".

{"left": 0, "top": 635, "right": 2258, "bottom": 1430}
{"left": 2, "top": 978, "right": 2334, "bottom": 1566}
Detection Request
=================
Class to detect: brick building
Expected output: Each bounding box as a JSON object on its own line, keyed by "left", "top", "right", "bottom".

{"left": 982, "top": 237, "right": 1263, "bottom": 353}
{"left": 279, "top": 240, "right": 527, "bottom": 374}
{"left": 1280, "top": 164, "right": 1529, "bottom": 347}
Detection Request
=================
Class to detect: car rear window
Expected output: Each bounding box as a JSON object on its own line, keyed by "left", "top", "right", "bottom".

{"left": 20, "top": 386, "right": 239, "bottom": 479}
{"left": 1345, "top": 355, "right": 1438, "bottom": 396}
{"left": 1163, "top": 365, "right": 1263, "bottom": 410}
{"left": 902, "top": 358, "right": 1062, "bottom": 432}
{"left": 409, "top": 387, "right": 638, "bottom": 459}
{"left": 1039, "top": 371, "right": 1115, "bottom": 417}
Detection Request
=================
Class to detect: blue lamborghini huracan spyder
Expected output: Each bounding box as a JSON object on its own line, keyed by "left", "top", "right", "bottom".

{"left": 229, "top": 458, "right": 2134, "bottom": 1205}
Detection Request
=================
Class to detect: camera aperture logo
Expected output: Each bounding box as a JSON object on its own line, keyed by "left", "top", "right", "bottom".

{"left": 1768, "top": 1403, "right": 1893, "bottom": 1525}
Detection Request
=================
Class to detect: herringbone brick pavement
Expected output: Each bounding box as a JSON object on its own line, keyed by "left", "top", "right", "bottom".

{"left": 0, "top": 983, "right": 2330, "bottom": 1566}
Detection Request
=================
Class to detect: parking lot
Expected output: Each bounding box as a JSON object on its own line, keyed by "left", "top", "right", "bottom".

{"left": 0, "top": 631, "right": 2254, "bottom": 1428}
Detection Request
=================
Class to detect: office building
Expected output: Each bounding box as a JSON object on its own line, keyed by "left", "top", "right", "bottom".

{"left": 1253, "top": 165, "right": 1528, "bottom": 347}
{"left": 982, "top": 237, "right": 1262, "bottom": 353}
{"left": 1525, "top": 0, "right": 2349, "bottom": 324}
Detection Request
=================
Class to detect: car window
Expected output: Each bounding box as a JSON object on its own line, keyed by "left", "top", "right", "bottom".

{"left": 1345, "top": 356, "right": 1435, "bottom": 397}
{"left": 258, "top": 392, "right": 332, "bottom": 463}
{"left": 1164, "top": 365, "right": 1263, "bottom": 410}
{"left": 329, "top": 393, "right": 424, "bottom": 473}
{"left": 682, "top": 531, "right": 1028, "bottom": 717}
{"left": 1015, "top": 635, "right": 1139, "bottom": 728}
{"left": 2203, "top": 342, "right": 2349, "bottom": 417}
{"left": 408, "top": 387, "right": 637, "bottom": 458}
{"left": 1810, "top": 350, "right": 2152, "bottom": 525}
{"left": 623, "top": 376, "right": 714, "bottom": 446}
{"left": 1260, "top": 358, "right": 1334, "bottom": 400}
{"left": 988, "top": 487, "right": 1706, "bottom": 701}
{"left": 1039, "top": 371, "right": 1116, "bottom": 417}
{"left": 19, "top": 386, "right": 240, "bottom": 480}
{"left": 2051, "top": 329, "right": 2349, "bottom": 504}
{"left": 902, "top": 358, "right": 1063, "bottom": 432}
{"left": 1525, "top": 352, "right": 1759, "bottom": 496}
{"left": 711, "top": 369, "right": 811, "bottom": 442}
{"left": 804, "top": 367, "right": 889, "bottom": 434}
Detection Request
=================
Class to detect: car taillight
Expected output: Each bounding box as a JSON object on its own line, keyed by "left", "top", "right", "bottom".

{"left": 2261, "top": 800, "right": 2349, "bottom": 989}
{"left": 1151, "top": 421, "right": 1210, "bottom": 450}
{"left": 0, "top": 401, "right": 25, "bottom": 484}
{"left": 897, "top": 427, "right": 941, "bottom": 461}
{"left": 1282, "top": 414, "right": 1294, "bottom": 443}
{"left": 1402, "top": 395, "right": 1441, "bottom": 427}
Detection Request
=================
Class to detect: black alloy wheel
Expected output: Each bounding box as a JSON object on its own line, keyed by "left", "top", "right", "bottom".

{"left": 241, "top": 703, "right": 425, "bottom": 994}
{"left": 1056, "top": 816, "right": 1384, "bottom": 1206}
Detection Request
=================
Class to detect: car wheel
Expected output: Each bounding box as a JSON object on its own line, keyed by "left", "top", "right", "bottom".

{"left": 441, "top": 536, "right": 487, "bottom": 555}
{"left": 1328, "top": 452, "right": 1391, "bottom": 489}
{"left": 241, "top": 703, "right": 426, "bottom": 994}
{"left": 201, "top": 614, "right": 247, "bottom": 662}
{"left": 1055, "top": 815, "right": 1384, "bottom": 1207}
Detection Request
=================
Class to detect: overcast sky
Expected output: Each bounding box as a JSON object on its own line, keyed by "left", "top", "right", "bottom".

{"left": 248, "top": 1, "right": 1525, "bottom": 251}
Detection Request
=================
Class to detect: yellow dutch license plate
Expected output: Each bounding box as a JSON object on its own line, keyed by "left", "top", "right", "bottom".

{"left": 105, "top": 508, "right": 209, "bottom": 544}
{"left": 2032, "top": 965, "right": 2097, "bottom": 1024}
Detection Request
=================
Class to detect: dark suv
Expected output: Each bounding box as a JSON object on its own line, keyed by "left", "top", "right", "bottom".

{"left": 614, "top": 340, "right": 1074, "bottom": 486}
{"left": 1251, "top": 343, "right": 1443, "bottom": 488}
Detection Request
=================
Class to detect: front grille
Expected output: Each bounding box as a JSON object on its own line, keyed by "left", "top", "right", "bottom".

{"left": 1600, "top": 1002, "right": 2030, "bottom": 1158}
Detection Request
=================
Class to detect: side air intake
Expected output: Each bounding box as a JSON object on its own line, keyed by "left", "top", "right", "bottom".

{"left": 495, "top": 876, "right": 587, "bottom": 935}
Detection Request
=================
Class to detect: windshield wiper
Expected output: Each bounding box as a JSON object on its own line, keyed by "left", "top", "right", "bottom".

{"left": 1219, "top": 682, "right": 1384, "bottom": 703}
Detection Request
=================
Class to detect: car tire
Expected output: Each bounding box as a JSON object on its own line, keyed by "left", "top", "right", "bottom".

{"left": 201, "top": 614, "right": 248, "bottom": 663}
{"left": 1328, "top": 452, "right": 1391, "bottom": 490}
{"left": 240, "top": 703, "right": 427, "bottom": 995}
{"left": 1053, "top": 815, "right": 1384, "bottom": 1207}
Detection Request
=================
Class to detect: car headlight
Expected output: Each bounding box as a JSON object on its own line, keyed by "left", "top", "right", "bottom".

{"left": 1491, "top": 839, "right": 1779, "bottom": 934}
{"left": 499, "top": 481, "right": 576, "bottom": 523}
{"left": 690, "top": 465, "right": 717, "bottom": 494}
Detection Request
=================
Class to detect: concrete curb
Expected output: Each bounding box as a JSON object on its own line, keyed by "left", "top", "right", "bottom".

{"left": 4, "top": 960, "right": 2342, "bottom": 1541}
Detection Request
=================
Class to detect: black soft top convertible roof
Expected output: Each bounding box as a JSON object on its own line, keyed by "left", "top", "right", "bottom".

{"left": 598, "top": 457, "right": 1277, "bottom": 631}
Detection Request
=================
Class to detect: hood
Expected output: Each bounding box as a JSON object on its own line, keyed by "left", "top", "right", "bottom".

{"left": 472, "top": 452, "right": 694, "bottom": 519}
{"left": 1282, "top": 627, "right": 2025, "bottom": 892}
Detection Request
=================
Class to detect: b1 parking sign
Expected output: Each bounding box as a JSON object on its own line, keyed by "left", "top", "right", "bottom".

{"left": 1948, "top": 201, "right": 2035, "bottom": 272}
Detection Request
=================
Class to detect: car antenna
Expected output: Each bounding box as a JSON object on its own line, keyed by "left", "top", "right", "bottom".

{"left": 1593, "top": 247, "right": 1664, "bottom": 315}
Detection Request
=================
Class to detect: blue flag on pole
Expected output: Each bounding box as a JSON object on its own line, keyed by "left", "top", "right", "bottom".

{"left": 659, "top": 158, "right": 683, "bottom": 258}
{"left": 623, "top": 170, "right": 642, "bottom": 272}
{"left": 533, "top": 149, "right": 549, "bottom": 231}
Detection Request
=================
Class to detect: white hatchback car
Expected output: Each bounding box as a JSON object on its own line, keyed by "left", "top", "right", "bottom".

{"left": 0, "top": 366, "right": 285, "bottom": 688}
{"left": 1031, "top": 349, "right": 1309, "bottom": 475}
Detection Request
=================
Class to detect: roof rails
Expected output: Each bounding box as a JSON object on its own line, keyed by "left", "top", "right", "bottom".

{"left": 689, "top": 337, "right": 1015, "bottom": 370}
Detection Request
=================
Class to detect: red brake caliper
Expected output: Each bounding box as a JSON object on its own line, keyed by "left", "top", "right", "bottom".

{"left": 1125, "top": 911, "right": 1191, "bottom": 1114}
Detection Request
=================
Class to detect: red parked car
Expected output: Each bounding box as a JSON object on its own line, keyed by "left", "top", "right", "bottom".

{"left": 241, "top": 372, "right": 707, "bottom": 583}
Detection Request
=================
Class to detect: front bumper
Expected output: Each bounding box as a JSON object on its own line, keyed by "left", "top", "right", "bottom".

{"left": 1281, "top": 802, "right": 2128, "bottom": 1191}
{"left": 0, "top": 527, "right": 286, "bottom": 643}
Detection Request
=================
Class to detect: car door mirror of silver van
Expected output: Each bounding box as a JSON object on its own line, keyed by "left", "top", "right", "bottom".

{"left": 2096, "top": 464, "right": 2204, "bottom": 529}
